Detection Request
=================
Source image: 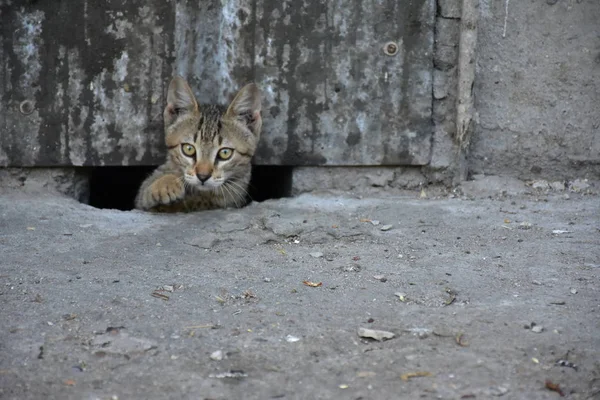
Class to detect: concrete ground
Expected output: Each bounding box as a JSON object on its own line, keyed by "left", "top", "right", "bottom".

{"left": 0, "top": 178, "right": 599, "bottom": 400}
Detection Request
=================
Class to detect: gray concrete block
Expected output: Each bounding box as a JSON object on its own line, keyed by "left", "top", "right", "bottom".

{"left": 0, "top": 168, "right": 90, "bottom": 202}
{"left": 438, "top": 0, "right": 462, "bottom": 18}
{"left": 471, "top": 0, "right": 600, "bottom": 179}
{"left": 291, "top": 167, "right": 427, "bottom": 194}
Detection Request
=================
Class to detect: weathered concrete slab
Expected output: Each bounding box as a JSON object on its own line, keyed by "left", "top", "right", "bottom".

{"left": 1, "top": 0, "right": 435, "bottom": 167}
{"left": 0, "top": 184, "right": 599, "bottom": 399}
{"left": 471, "top": 0, "right": 600, "bottom": 179}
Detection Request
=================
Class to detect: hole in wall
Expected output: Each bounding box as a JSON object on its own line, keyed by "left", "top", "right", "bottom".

{"left": 248, "top": 166, "right": 293, "bottom": 202}
{"left": 88, "top": 167, "right": 155, "bottom": 211}
{"left": 86, "top": 165, "right": 293, "bottom": 211}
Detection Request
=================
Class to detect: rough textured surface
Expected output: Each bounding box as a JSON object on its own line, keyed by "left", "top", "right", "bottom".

{"left": 471, "top": 0, "right": 600, "bottom": 180}
{"left": 1, "top": 0, "right": 435, "bottom": 167}
{"left": 292, "top": 166, "right": 427, "bottom": 195}
{"left": 0, "top": 180, "right": 599, "bottom": 399}
{"left": 0, "top": 167, "right": 90, "bottom": 203}
{"left": 0, "top": 0, "right": 174, "bottom": 167}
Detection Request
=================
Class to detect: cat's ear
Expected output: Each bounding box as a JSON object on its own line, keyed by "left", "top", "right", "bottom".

{"left": 226, "top": 83, "right": 262, "bottom": 137}
{"left": 164, "top": 76, "right": 198, "bottom": 125}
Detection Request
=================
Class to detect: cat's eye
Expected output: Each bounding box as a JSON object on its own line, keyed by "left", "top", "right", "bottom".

{"left": 181, "top": 143, "right": 196, "bottom": 157}
{"left": 217, "top": 148, "right": 234, "bottom": 160}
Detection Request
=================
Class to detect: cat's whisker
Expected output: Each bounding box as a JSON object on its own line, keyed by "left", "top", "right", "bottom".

{"left": 226, "top": 179, "right": 250, "bottom": 196}
{"left": 225, "top": 182, "right": 246, "bottom": 208}
{"left": 221, "top": 183, "right": 240, "bottom": 208}
{"left": 226, "top": 182, "right": 245, "bottom": 208}
{"left": 227, "top": 180, "right": 251, "bottom": 202}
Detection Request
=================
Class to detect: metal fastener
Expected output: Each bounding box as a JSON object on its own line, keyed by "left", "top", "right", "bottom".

{"left": 19, "top": 100, "right": 35, "bottom": 115}
{"left": 383, "top": 41, "right": 398, "bottom": 56}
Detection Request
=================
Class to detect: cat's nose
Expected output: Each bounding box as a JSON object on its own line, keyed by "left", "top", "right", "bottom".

{"left": 197, "top": 173, "right": 211, "bottom": 183}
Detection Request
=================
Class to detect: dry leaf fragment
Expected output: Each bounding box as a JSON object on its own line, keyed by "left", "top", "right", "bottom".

{"left": 401, "top": 371, "right": 432, "bottom": 381}
{"left": 359, "top": 218, "right": 371, "bottom": 223}
{"left": 504, "top": 218, "right": 511, "bottom": 224}
{"left": 303, "top": 280, "right": 322, "bottom": 287}
{"left": 64, "top": 379, "right": 76, "bottom": 386}
{"left": 545, "top": 380, "right": 564, "bottom": 396}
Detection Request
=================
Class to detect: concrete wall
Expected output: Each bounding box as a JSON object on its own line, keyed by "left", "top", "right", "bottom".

{"left": 0, "top": 0, "right": 435, "bottom": 167}
{"left": 1, "top": 0, "right": 599, "bottom": 192}
{"left": 470, "top": 0, "right": 600, "bottom": 180}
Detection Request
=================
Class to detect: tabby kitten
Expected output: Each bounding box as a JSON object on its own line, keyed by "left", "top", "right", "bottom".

{"left": 135, "top": 76, "right": 262, "bottom": 212}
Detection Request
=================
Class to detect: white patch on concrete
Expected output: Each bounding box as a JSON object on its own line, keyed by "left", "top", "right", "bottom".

{"left": 66, "top": 50, "right": 88, "bottom": 166}
{"left": 114, "top": 52, "right": 129, "bottom": 82}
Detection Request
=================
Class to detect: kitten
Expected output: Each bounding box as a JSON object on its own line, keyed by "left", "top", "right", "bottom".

{"left": 135, "top": 76, "right": 262, "bottom": 212}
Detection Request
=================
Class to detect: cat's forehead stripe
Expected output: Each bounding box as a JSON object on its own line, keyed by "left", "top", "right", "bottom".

{"left": 197, "top": 104, "right": 226, "bottom": 141}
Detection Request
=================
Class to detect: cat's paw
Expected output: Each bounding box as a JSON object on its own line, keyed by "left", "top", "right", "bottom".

{"left": 137, "top": 174, "right": 185, "bottom": 210}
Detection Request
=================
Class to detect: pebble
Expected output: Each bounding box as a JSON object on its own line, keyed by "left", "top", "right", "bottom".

{"left": 532, "top": 180, "right": 549, "bottom": 190}
{"left": 310, "top": 251, "right": 324, "bottom": 258}
{"left": 394, "top": 292, "right": 407, "bottom": 302}
{"left": 486, "top": 386, "right": 509, "bottom": 396}
{"left": 380, "top": 224, "right": 393, "bottom": 231}
{"left": 370, "top": 220, "right": 380, "bottom": 226}
{"left": 518, "top": 222, "right": 532, "bottom": 230}
{"left": 569, "top": 178, "right": 590, "bottom": 192}
{"left": 357, "top": 327, "right": 395, "bottom": 341}
{"left": 210, "top": 350, "right": 224, "bottom": 361}
{"left": 285, "top": 335, "right": 300, "bottom": 343}
{"left": 570, "top": 288, "right": 577, "bottom": 294}
{"left": 263, "top": 277, "right": 271, "bottom": 282}
{"left": 531, "top": 325, "right": 544, "bottom": 333}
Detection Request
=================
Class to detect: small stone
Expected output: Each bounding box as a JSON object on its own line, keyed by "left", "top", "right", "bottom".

{"left": 339, "top": 384, "right": 349, "bottom": 389}
{"left": 263, "top": 277, "right": 271, "bottom": 283}
{"left": 532, "top": 180, "right": 549, "bottom": 190}
{"left": 380, "top": 224, "right": 393, "bottom": 231}
{"left": 370, "top": 220, "right": 380, "bottom": 226}
{"left": 487, "top": 386, "right": 509, "bottom": 396}
{"left": 531, "top": 325, "right": 544, "bottom": 333}
{"left": 373, "top": 275, "right": 386, "bottom": 281}
{"left": 210, "top": 350, "right": 224, "bottom": 361}
{"left": 161, "top": 285, "right": 174, "bottom": 292}
{"left": 531, "top": 280, "right": 542, "bottom": 286}
{"left": 285, "top": 335, "right": 300, "bottom": 343}
{"left": 569, "top": 178, "right": 590, "bottom": 192}
{"left": 550, "top": 181, "right": 565, "bottom": 191}
{"left": 357, "top": 327, "right": 395, "bottom": 341}
{"left": 310, "top": 251, "right": 324, "bottom": 258}
{"left": 518, "top": 222, "right": 532, "bottom": 230}
{"left": 394, "top": 292, "right": 407, "bottom": 302}
{"left": 570, "top": 288, "right": 577, "bottom": 294}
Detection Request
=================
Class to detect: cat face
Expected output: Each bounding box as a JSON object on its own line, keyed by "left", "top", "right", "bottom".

{"left": 162, "top": 76, "right": 262, "bottom": 193}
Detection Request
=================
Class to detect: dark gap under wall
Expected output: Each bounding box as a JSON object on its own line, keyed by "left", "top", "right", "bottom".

{"left": 87, "top": 166, "right": 293, "bottom": 210}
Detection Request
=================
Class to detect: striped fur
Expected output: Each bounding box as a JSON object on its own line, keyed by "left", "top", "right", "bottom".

{"left": 135, "top": 76, "right": 262, "bottom": 212}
